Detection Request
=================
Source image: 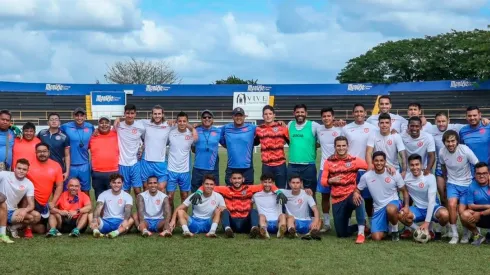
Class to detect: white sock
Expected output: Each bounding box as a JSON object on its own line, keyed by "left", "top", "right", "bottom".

{"left": 358, "top": 225, "right": 365, "bottom": 235}
{"left": 225, "top": 226, "right": 231, "bottom": 231}
{"left": 210, "top": 223, "right": 218, "bottom": 233}
{"left": 450, "top": 224, "right": 458, "bottom": 236}
{"left": 409, "top": 223, "right": 418, "bottom": 231}
{"left": 182, "top": 225, "right": 190, "bottom": 233}
{"left": 391, "top": 224, "right": 398, "bottom": 233}
{"left": 477, "top": 227, "right": 481, "bottom": 233}
{"left": 0, "top": 226, "right": 5, "bottom": 235}
{"left": 112, "top": 230, "right": 120, "bottom": 236}
{"left": 463, "top": 227, "right": 470, "bottom": 237}
{"left": 323, "top": 213, "right": 330, "bottom": 225}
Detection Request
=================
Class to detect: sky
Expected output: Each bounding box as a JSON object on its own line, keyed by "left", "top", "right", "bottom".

{"left": 0, "top": 0, "right": 488, "bottom": 85}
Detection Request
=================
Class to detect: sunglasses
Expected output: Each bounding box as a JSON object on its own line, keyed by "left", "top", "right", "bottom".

{"left": 202, "top": 116, "right": 212, "bottom": 119}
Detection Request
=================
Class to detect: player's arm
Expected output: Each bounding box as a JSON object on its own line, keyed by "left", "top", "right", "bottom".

{"left": 441, "top": 164, "right": 447, "bottom": 179}
{"left": 397, "top": 174, "right": 409, "bottom": 213}
{"left": 79, "top": 200, "right": 92, "bottom": 214}
{"left": 162, "top": 197, "right": 171, "bottom": 231}
{"left": 320, "top": 162, "right": 330, "bottom": 187}
{"left": 91, "top": 201, "right": 104, "bottom": 229}
{"left": 398, "top": 150, "right": 407, "bottom": 176}
{"left": 219, "top": 126, "right": 227, "bottom": 148}
{"left": 354, "top": 158, "right": 368, "bottom": 171}
{"left": 63, "top": 137, "right": 71, "bottom": 180}
{"left": 365, "top": 146, "right": 374, "bottom": 169}
{"left": 24, "top": 196, "right": 35, "bottom": 213}
{"left": 425, "top": 135, "right": 436, "bottom": 175}
{"left": 50, "top": 181, "right": 64, "bottom": 210}
{"left": 310, "top": 202, "right": 321, "bottom": 230}
{"left": 123, "top": 204, "right": 132, "bottom": 222}
{"left": 136, "top": 194, "right": 145, "bottom": 224}
{"left": 186, "top": 124, "right": 198, "bottom": 141}
{"left": 467, "top": 185, "right": 490, "bottom": 211}
{"left": 466, "top": 146, "right": 480, "bottom": 166}
{"left": 170, "top": 202, "right": 188, "bottom": 230}
{"left": 424, "top": 176, "right": 438, "bottom": 224}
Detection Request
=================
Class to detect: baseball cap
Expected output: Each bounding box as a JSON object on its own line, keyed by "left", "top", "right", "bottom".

{"left": 201, "top": 109, "right": 214, "bottom": 118}
{"left": 232, "top": 107, "right": 245, "bottom": 116}
{"left": 73, "top": 107, "right": 86, "bottom": 115}
{"left": 98, "top": 116, "right": 111, "bottom": 122}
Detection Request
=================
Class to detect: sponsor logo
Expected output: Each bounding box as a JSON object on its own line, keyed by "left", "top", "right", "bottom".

{"left": 347, "top": 84, "right": 372, "bottom": 91}
{"left": 450, "top": 80, "right": 474, "bottom": 88}
{"left": 95, "top": 95, "right": 122, "bottom": 103}
{"left": 45, "top": 84, "right": 70, "bottom": 91}
{"left": 55, "top": 136, "right": 61, "bottom": 140}
{"left": 235, "top": 93, "right": 269, "bottom": 105}
{"left": 417, "top": 141, "right": 424, "bottom": 147}
{"left": 385, "top": 177, "right": 391, "bottom": 183}
{"left": 292, "top": 134, "right": 304, "bottom": 138}
{"left": 480, "top": 128, "right": 485, "bottom": 134}
{"left": 247, "top": 85, "right": 271, "bottom": 92}
{"left": 145, "top": 85, "right": 170, "bottom": 92}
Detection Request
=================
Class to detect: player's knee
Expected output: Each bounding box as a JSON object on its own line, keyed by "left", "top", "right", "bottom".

{"left": 448, "top": 199, "right": 458, "bottom": 209}
{"left": 386, "top": 205, "right": 398, "bottom": 216}
{"left": 31, "top": 211, "right": 41, "bottom": 223}
{"left": 460, "top": 210, "right": 473, "bottom": 223}
{"left": 371, "top": 233, "right": 384, "bottom": 241}
{"left": 438, "top": 208, "right": 449, "bottom": 221}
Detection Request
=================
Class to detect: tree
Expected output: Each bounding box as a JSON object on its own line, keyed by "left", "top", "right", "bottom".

{"left": 104, "top": 57, "right": 181, "bottom": 84}
{"left": 336, "top": 29, "right": 490, "bottom": 83}
{"left": 215, "top": 75, "right": 258, "bottom": 84}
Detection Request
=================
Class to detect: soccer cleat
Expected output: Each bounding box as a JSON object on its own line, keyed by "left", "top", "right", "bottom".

{"left": 205, "top": 232, "right": 217, "bottom": 238}
{"left": 107, "top": 230, "right": 119, "bottom": 239}
{"left": 310, "top": 229, "right": 322, "bottom": 241}
{"left": 287, "top": 227, "right": 297, "bottom": 239}
{"left": 46, "top": 228, "right": 58, "bottom": 238}
{"left": 249, "top": 226, "right": 260, "bottom": 239}
{"left": 93, "top": 229, "right": 103, "bottom": 238}
{"left": 442, "top": 231, "right": 453, "bottom": 239}
{"left": 69, "top": 228, "right": 80, "bottom": 237}
{"left": 449, "top": 236, "right": 459, "bottom": 244}
{"left": 159, "top": 230, "right": 172, "bottom": 238}
{"left": 391, "top": 231, "right": 400, "bottom": 242}
{"left": 460, "top": 234, "right": 471, "bottom": 244}
{"left": 364, "top": 226, "right": 371, "bottom": 236}
{"left": 471, "top": 234, "right": 486, "bottom": 246}
{"left": 142, "top": 229, "right": 152, "bottom": 237}
{"left": 400, "top": 229, "right": 412, "bottom": 239}
{"left": 0, "top": 234, "right": 14, "bottom": 244}
{"left": 224, "top": 227, "right": 235, "bottom": 238}
{"left": 485, "top": 232, "right": 490, "bottom": 244}
{"left": 434, "top": 232, "right": 442, "bottom": 241}
{"left": 355, "top": 234, "right": 365, "bottom": 244}
{"left": 319, "top": 224, "right": 331, "bottom": 233}
{"left": 277, "top": 225, "right": 286, "bottom": 238}
{"left": 259, "top": 227, "right": 270, "bottom": 239}
{"left": 301, "top": 233, "right": 312, "bottom": 240}
{"left": 8, "top": 226, "right": 20, "bottom": 239}
{"left": 23, "top": 228, "right": 33, "bottom": 239}
{"left": 183, "top": 231, "right": 194, "bottom": 238}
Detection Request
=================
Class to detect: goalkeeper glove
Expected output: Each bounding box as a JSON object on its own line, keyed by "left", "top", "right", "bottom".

{"left": 275, "top": 190, "right": 288, "bottom": 205}
{"left": 190, "top": 190, "right": 203, "bottom": 205}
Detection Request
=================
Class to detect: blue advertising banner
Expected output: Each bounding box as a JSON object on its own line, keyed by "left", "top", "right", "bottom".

{"left": 91, "top": 91, "right": 126, "bottom": 106}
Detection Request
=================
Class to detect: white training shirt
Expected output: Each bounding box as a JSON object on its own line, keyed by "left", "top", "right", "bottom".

{"left": 168, "top": 128, "right": 194, "bottom": 173}
{"left": 367, "top": 113, "right": 407, "bottom": 133}
{"left": 252, "top": 191, "right": 282, "bottom": 221}
{"left": 439, "top": 144, "right": 479, "bottom": 186}
{"left": 282, "top": 189, "right": 316, "bottom": 221}
{"left": 404, "top": 172, "right": 437, "bottom": 222}
{"left": 342, "top": 121, "right": 377, "bottom": 161}
{"left": 116, "top": 120, "right": 145, "bottom": 166}
{"left": 358, "top": 170, "right": 405, "bottom": 212}
{"left": 367, "top": 131, "right": 406, "bottom": 169}
{"left": 0, "top": 171, "right": 34, "bottom": 211}
{"left": 401, "top": 131, "right": 436, "bottom": 168}
{"left": 140, "top": 190, "right": 168, "bottom": 219}
{"left": 401, "top": 121, "right": 433, "bottom": 133}
{"left": 316, "top": 126, "right": 343, "bottom": 169}
{"left": 97, "top": 190, "right": 133, "bottom": 220}
{"left": 184, "top": 191, "right": 225, "bottom": 219}
{"left": 425, "top": 124, "right": 465, "bottom": 170}
{"left": 141, "top": 120, "right": 172, "bottom": 162}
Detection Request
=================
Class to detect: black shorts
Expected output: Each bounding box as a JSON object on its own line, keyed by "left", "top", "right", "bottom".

{"left": 34, "top": 200, "right": 49, "bottom": 225}
{"left": 476, "top": 215, "right": 490, "bottom": 229}
{"left": 59, "top": 217, "right": 87, "bottom": 233}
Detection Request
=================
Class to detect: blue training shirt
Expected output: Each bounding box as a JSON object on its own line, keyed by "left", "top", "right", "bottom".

{"left": 193, "top": 126, "right": 222, "bottom": 171}
{"left": 459, "top": 122, "right": 490, "bottom": 164}
{"left": 0, "top": 129, "right": 15, "bottom": 167}
{"left": 220, "top": 123, "right": 256, "bottom": 169}
{"left": 60, "top": 122, "right": 95, "bottom": 165}
{"left": 37, "top": 129, "right": 70, "bottom": 172}
{"left": 466, "top": 180, "right": 490, "bottom": 205}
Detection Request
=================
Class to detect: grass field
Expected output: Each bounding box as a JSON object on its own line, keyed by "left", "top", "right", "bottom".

{"left": 1, "top": 149, "right": 489, "bottom": 275}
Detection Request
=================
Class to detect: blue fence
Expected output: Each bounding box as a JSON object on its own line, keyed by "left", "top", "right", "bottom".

{"left": 0, "top": 80, "right": 486, "bottom": 97}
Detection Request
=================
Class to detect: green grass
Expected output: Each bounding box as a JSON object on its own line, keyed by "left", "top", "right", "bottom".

{"left": 1, "top": 149, "right": 489, "bottom": 275}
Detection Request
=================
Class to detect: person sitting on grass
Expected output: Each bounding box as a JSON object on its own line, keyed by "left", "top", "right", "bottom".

{"left": 252, "top": 173, "right": 287, "bottom": 239}
{"left": 90, "top": 173, "right": 134, "bottom": 238}
{"left": 170, "top": 174, "right": 225, "bottom": 238}
{"left": 190, "top": 171, "right": 288, "bottom": 238}
{"left": 283, "top": 175, "right": 321, "bottom": 240}
{"left": 46, "top": 178, "right": 91, "bottom": 237}
{"left": 133, "top": 176, "right": 172, "bottom": 237}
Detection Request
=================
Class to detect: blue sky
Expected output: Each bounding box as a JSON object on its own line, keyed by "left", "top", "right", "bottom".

{"left": 0, "top": 0, "right": 488, "bottom": 84}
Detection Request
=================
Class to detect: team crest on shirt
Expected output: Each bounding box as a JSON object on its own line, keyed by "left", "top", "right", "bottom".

{"left": 211, "top": 132, "right": 217, "bottom": 136}
{"left": 297, "top": 198, "right": 303, "bottom": 204}
{"left": 387, "top": 139, "right": 393, "bottom": 146}
{"left": 131, "top": 129, "right": 138, "bottom": 134}
{"left": 241, "top": 127, "right": 248, "bottom": 132}
{"left": 345, "top": 162, "right": 352, "bottom": 168}
{"left": 385, "top": 177, "right": 391, "bottom": 183}
{"left": 417, "top": 141, "right": 424, "bottom": 147}
{"left": 185, "top": 135, "right": 192, "bottom": 140}
{"left": 418, "top": 182, "right": 424, "bottom": 188}
{"left": 155, "top": 199, "right": 161, "bottom": 205}
{"left": 241, "top": 190, "right": 247, "bottom": 196}
{"left": 211, "top": 200, "right": 216, "bottom": 206}
{"left": 19, "top": 185, "right": 25, "bottom": 190}
{"left": 273, "top": 127, "right": 278, "bottom": 132}
{"left": 332, "top": 132, "right": 339, "bottom": 137}
{"left": 117, "top": 198, "right": 123, "bottom": 206}
{"left": 480, "top": 128, "right": 485, "bottom": 134}
{"left": 364, "top": 128, "right": 369, "bottom": 133}
{"left": 457, "top": 156, "right": 463, "bottom": 162}
{"left": 84, "top": 128, "right": 89, "bottom": 132}
{"left": 55, "top": 135, "right": 61, "bottom": 140}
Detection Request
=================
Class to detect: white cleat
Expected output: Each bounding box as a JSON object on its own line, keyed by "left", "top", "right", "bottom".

{"left": 460, "top": 234, "right": 471, "bottom": 244}
{"left": 449, "top": 236, "right": 459, "bottom": 244}
{"left": 442, "top": 231, "right": 453, "bottom": 239}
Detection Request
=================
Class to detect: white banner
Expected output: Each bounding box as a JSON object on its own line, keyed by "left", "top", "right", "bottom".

{"left": 232, "top": 92, "right": 270, "bottom": 120}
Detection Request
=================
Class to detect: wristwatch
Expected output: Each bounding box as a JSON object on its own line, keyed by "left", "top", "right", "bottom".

{"left": 76, "top": 209, "right": 80, "bottom": 214}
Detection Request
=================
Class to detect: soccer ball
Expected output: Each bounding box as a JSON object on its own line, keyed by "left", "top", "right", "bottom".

{"left": 413, "top": 228, "right": 430, "bottom": 243}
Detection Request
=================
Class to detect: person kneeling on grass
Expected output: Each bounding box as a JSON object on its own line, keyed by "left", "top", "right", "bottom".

{"left": 252, "top": 173, "right": 287, "bottom": 239}
{"left": 46, "top": 178, "right": 91, "bottom": 237}
{"left": 283, "top": 175, "right": 321, "bottom": 240}
{"left": 133, "top": 176, "right": 172, "bottom": 237}
{"left": 190, "top": 171, "right": 288, "bottom": 238}
{"left": 170, "top": 174, "right": 225, "bottom": 237}
{"left": 90, "top": 173, "right": 134, "bottom": 238}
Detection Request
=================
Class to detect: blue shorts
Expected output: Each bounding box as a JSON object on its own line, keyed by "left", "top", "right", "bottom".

{"left": 447, "top": 183, "right": 468, "bottom": 205}
{"left": 435, "top": 169, "right": 444, "bottom": 177}
{"left": 99, "top": 218, "right": 124, "bottom": 234}
{"left": 167, "top": 171, "right": 191, "bottom": 192}
{"left": 371, "top": 200, "right": 402, "bottom": 233}
{"left": 356, "top": 171, "right": 371, "bottom": 199}
{"left": 67, "top": 163, "right": 91, "bottom": 191}
{"left": 140, "top": 160, "right": 168, "bottom": 183}
{"left": 145, "top": 218, "right": 163, "bottom": 233}
{"left": 7, "top": 210, "right": 15, "bottom": 224}
{"left": 267, "top": 220, "right": 278, "bottom": 233}
{"left": 119, "top": 163, "right": 143, "bottom": 191}
{"left": 295, "top": 219, "right": 312, "bottom": 234}
{"left": 316, "top": 170, "right": 331, "bottom": 194}
{"left": 410, "top": 205, "right": 443, "bottom": 223}
{"left": 188, "top": 216, "right": 212, "bottom": 234}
